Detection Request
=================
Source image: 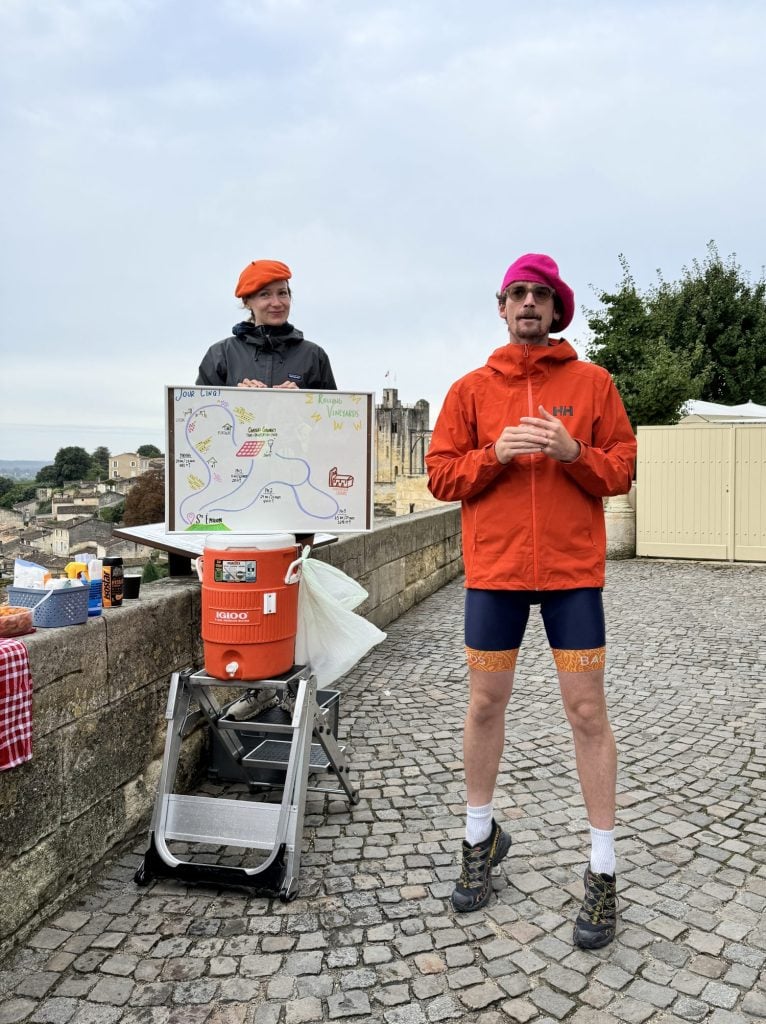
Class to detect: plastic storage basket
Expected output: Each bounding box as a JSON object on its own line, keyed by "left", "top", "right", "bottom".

{"left": 7, "top": 586, "right": 90, "bottom": 628}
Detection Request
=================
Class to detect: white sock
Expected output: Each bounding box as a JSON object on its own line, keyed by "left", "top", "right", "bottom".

{"left": 589, "top": 824, "right": 616, "bottom": 876}
{"left": 466, "top": 802, "right": 493, "bottom": 846}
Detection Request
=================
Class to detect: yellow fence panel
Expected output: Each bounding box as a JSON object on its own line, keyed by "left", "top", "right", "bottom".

{"left": 637, "top": 423, "right": 766, "bottom": 562}
{"left": 734, "top": 425, "right": 766, "bottom": 561}
{"left": 637, "top": 425, "right": 731, "bottom": 559}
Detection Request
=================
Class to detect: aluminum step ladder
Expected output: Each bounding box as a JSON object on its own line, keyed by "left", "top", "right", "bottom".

{"left": 134, "top": 665, "right": 358, "bottom": 901}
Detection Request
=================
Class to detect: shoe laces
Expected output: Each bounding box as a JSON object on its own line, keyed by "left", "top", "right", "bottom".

{"left": 582, "top": 872, "right": 615, "bottom": 924}
{"left": 459, "top": 836, "right": 493, "bottom": 888}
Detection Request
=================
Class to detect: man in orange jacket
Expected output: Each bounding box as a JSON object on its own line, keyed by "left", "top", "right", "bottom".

{"left": 426, "top": 254, "right": 636, "bottom": 948}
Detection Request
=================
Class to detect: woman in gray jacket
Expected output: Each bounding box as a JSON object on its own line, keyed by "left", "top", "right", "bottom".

{"left": 197, "top": 259, "right": 337, "bottom": 390}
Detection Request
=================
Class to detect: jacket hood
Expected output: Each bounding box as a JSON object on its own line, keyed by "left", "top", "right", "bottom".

{"left": 231, "top": 321, "right": 304, "bottom": 345}
{"left": 486, "top": 338, "right": 579, "bottom": 380}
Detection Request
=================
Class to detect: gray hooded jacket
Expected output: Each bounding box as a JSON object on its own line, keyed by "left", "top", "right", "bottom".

{"left": 197, "top": 321, "right": 337, "bottom": 390}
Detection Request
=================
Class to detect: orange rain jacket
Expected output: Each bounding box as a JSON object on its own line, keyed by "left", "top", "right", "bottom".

{"left": 426, "top": 339, "right": 637, "bottom": 591}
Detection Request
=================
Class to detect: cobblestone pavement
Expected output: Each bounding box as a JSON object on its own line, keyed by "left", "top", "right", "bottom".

{"left": 2, "top": 560, "right": 765, "bottom": 1024}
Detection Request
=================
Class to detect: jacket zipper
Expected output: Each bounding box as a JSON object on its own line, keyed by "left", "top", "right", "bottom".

{"left": 524, "top": 345, "right": 539, "bottom": 589}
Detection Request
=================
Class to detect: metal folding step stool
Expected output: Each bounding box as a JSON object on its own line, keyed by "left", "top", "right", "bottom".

{"left": 134, "top": 665, "right": 359, "bottom": 901}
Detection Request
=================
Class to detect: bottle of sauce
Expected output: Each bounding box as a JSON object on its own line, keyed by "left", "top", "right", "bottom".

{"left": 102, "top": 556, "right": 124, "bottom": 608}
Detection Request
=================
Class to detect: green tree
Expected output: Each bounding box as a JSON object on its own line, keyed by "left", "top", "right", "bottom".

{"left": 99, "top": 501, "right": 125, "bottom": 524}
{"left": 124, "top": 468, "right": 165, "bottom": 526}
{"left": 137, "top": 444, "right": 162, "bottom": 458}
{"left": 56, "top": 446, "right": 93, "bottom": 482}
{"left": 91, "top": 446, "right": 110, "bottom": 477}
{"left": 0, "top": 481, "right": 37, "bottom": 510}
{"left": 0, "top": 476, "right": 15, "bottom": 500}
{"left": 36, "top": 464, "right": 58, "bottom": 484}
{"left": 142, "top": 557, "right": 167, "bottom": 582}
{"left": 35, "top": 447, "right": 93, "bottom": 486}
{"left": 586, "top": 244, "right": 766, "bottom": 426}
{"left": 652, "top": 246, "right": 766, "bottom": 405}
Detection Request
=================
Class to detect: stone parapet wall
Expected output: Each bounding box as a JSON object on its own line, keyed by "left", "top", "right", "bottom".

{"left": 393, "top": 475, "right": 449, "bottom": 517}
{"left": 0, "top": 506, "right": 462, "bottom": 956}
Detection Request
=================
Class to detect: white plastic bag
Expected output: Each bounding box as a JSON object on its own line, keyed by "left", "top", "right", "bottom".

{"left": 294, "top": 548, "right": 386, "bottom": 686}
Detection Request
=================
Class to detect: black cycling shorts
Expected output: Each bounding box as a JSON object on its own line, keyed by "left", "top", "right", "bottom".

{"left": 464, "top": 587, "right": 606, "bottom": 673}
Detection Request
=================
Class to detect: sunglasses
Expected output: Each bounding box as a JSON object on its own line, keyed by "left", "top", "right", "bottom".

{"left": 505, "top": 284, "right": 555, "bottom": 303}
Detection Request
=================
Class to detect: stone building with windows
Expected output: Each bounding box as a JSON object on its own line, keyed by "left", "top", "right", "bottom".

{"left": 374, "top": 389, "right": 444, "bottom": 516}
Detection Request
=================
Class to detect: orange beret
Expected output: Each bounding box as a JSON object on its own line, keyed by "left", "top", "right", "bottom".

{"left": 234, "top": 259, "right": 292, "bottom": 299}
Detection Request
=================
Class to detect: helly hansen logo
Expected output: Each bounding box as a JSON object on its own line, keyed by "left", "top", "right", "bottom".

{"left": 552, "top": 405, "right": 573, "bottom": 416}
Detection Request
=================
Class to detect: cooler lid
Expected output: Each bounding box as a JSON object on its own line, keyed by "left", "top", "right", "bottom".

{"left": 204, "top": 533, "right": 296, "bottom": 551}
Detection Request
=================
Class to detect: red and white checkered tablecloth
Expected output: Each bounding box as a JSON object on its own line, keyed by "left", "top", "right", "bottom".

{"left": 0, "top": 638, "right": 33, "bottom": 771}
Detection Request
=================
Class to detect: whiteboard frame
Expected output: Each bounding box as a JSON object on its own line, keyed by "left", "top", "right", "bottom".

{"left": 165, "top": 385, "right": 374, "bottom": 534}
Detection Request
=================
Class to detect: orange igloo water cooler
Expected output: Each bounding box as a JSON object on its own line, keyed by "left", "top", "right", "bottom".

{"left": 198, "top": 534, "right": 301, "bottom": 680}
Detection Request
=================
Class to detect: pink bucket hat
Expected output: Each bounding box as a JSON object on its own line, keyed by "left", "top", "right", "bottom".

{"left": 500, "top": 253, "right": 575, "bottom": 333}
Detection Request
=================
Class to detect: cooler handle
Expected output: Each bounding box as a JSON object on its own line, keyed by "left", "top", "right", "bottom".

{"left": 284, "top": 557, "right": 303, "bottom": 585}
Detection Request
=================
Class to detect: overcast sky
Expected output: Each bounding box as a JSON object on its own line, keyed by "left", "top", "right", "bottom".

{"left": 1, "top": 0, "right": 764, "bottom": 463}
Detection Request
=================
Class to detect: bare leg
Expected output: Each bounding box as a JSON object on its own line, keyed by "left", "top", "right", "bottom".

{"left": 558, "top": 668, "right": 616, "bottom": 829}
{"left": 463, "top": 669, "right": 515, "bottom": 806}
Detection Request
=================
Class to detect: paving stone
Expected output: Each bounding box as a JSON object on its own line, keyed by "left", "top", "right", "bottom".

{"left": 14, "top": 972, "right": 59, "bottom": 999}
{"left": 240, "top": 953, "right": 284, "bottom": 978}
{"left": 170, "top": 980, "right": 219, "bottom": 1005}
{"left": 374, "top": 984, "right": 411, "bottom": 1007}
{"left": 267, "top": 974, "right": 296, "bottom": 999}
{"left": 87, "top": 976, "right": 135, "bottom": 1005}
{"left": 529, "top": 984, "right": 575, "bottom": 1019}
{"left": 593, "top": 964, "right": 632, "bottom": 991}
{"left": 700, "top": 982, "right": 740, "bottom": 1010}
{"left": 54, "top": 976, "right": 98, "bottom": 998}
{"left": 689, "top": 955, "right": 725, "bottom": 979}
{"left": 208, "top": 1006, "right": 250, "bottom": 1024}
{"left": 742, "top": 991, "right": 766, "bottom": 1018}
{"left": 497, "top": 973, "right": 532, "bottom": 999}
{"left": 382, "top": 1007, "right": 427, "bottom": 1024}
{"left": 327, "top": 989, "right": 372, "bottom": 1018}
{"left": 252, "top": 1004, "right": 282, "bottom": 1024}
{"left": 672, "top": 996, "right": 710, "bottom": 1022}
{"left": 29, "top": 999, "right": 80, "bottom": 1024}
{"left": 608, "top": 996, "right": 655, "bottom": 1023}
{"left": 285, "top": 996, "right": 323, "bottom": 1024}
{"left": 509, "top": 950, "right": 547, "bottom": 975}
{"left": 414, "top": 953, "right": 445, "bottom": 974}
{"left": 722, "top": 962, "right": 757, "bottom": 988}
{"left": 578, "top": 981, "right": 614, "bottom": 1011}
{"left": 0, "top": 1000, "right": 38, "bottom": 1024}
{"left": 130, "top": 981, "right": 174, "bottom": 1006}
{"left": 295, "top": 976, "right": 334, "bottom": 999}
{"left": 625, "top": 979, "right": 675, "bottom": 1008}
{"left": 412, "top": 975, "right": 447, "bottom": 1000}
{"left": 425, "top": 994, "right": 462, "bottom": 1021}
{"left": 457, "top": 981, "right": 504, "bottom": 1010}
{"left": 542, "top": 964, "right": 587, "bottom": 995}
{"left": 500, "top": 999, "right": 538, "bottom": 1023}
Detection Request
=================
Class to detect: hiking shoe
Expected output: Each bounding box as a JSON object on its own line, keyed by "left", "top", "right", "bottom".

{"left": 573, "top": 865, "right": 617, "bottom": 949}
{"left": 451, "top": 819, "right": 511, "bottom": 912}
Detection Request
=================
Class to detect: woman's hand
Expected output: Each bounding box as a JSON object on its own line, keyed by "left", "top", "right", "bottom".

{"left": 237, "top": 379, "right": 299, "bottom": 390}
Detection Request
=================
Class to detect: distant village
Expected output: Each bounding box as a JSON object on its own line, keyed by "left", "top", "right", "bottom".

{"left": 0, "top": 452, "right": 165, "bottom": 582}
{"left": 1, "top": 390, "right": 440, "bottom": 582}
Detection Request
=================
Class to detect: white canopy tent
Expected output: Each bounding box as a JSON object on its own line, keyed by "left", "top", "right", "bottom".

{"left": 680, "top": 399, "right": 766, "bottom": 423}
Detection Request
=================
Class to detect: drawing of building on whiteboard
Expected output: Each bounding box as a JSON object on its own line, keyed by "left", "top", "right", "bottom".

{"left": 166, "top": 386, "right": 374, "bottom": 533}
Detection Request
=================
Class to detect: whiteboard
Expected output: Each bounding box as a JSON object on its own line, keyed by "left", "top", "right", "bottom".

{"left": 165, "top": 386, "right": 374, "bottom": 533}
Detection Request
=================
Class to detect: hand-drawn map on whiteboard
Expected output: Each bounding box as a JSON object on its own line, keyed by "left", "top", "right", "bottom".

{"left": 166, "top": 386, "right": 374, "bottom": 533}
